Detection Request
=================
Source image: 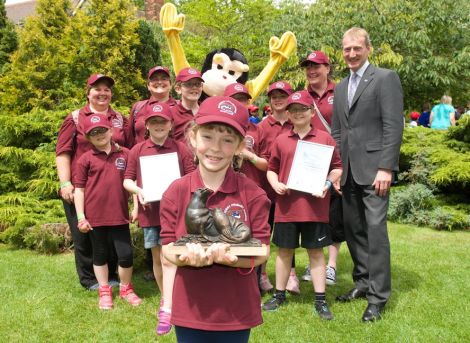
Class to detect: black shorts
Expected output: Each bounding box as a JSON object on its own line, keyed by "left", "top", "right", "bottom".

{"left": 273, "top": 222, "right": 332, "bottom": 249}
{"left": 329, "top": 191, "right": 345, "bottom": 243}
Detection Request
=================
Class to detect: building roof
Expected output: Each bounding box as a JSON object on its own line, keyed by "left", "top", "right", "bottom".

{"left": 5, "top": 0, "right": 37, "bottom": 24}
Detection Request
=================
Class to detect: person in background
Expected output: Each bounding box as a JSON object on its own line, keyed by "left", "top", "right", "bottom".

{"left": 417, "top": 102, "right": 431, "bottom": 127}
{"left": 248, "top": 104, "right": 261, "bottom": 124}
{"left": 430, "top": 95, "right": 456, "bottom": 130}
{"left": 299, "top": 50, "right": 345, "bottom": 287}
{"left": 56, "top": 73, "right": 128, "bottom": 290}
{"left": 409, "top": 111, "right": 420, "bottom": 127}
{"left": 258, "top": 81, "right": 297, "bottom": 295}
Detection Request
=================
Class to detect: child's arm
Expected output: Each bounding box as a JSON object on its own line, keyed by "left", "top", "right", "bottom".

{"left": 163, "top": 243, "right": 214, "bottom": 267}
{"left": 74, "top": 188, "right": 92, "bottom": 232}
{"left": 241, "top": 148, "right": 268, "bottom": 172}
{"left": 313, "top": 168, "right": 342, "bottom": 198}
{"left": 130, "top": 194, "right": 138, "bottom": 223}
{"left": 123, "top": 178, "right": 146, "bottom": 205}
{"left": 206, "top": 243, "right": 270, "bottom": 268}
{"left": 267, "top": 170, "right": 288, "bottom": 195}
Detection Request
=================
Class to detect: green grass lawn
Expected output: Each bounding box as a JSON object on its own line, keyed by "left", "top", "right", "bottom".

{"left": 0, "top": 223, "right": 468, "bottom": 343}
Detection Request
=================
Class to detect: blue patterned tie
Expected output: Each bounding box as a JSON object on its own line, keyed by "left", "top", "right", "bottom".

{"left": 348, "top": 73, "right": 359, "bottom": 108}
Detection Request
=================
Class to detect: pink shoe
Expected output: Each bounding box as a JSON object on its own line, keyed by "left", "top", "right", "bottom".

{"left": 98, "top": 285, "right": 113, "bottom": 310}
{"left": 286, "top": 270, "right": 300, "bottom": 295}
{"left": 259, "top": 273, "right": 274, "bottom": 293}
{"left": 119, "top": 283, "right": 142, "bottom": 306}
{"left": 156, "top": 309, "right": 172, "bottom": 335}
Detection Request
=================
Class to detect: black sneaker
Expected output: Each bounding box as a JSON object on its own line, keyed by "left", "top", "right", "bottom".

{"left": 262, "top": 294, "right": 286, "bottom": 311}
{"left": 314, "top": 301, "right": 334, "bottom": 320}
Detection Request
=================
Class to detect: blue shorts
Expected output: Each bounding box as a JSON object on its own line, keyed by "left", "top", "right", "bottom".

{"left": 143, "top": 226, "right": 161, "bottom": 249}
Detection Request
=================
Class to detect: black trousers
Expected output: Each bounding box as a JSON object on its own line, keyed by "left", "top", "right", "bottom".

{"left": 62, "top": 200, "right": 118, "bottom": 288}
{"left": 342, "top": 171, "right": 391, "bottom": 304}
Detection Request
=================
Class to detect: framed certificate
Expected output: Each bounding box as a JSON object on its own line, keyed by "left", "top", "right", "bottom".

{"left": 139, "top": 153, "right": 181, "bottom": 202}
{"left": 287, "top": 140, "right": 334, "bottom": 196}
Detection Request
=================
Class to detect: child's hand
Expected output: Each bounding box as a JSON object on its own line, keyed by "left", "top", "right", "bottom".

{"left": 135, "top": 188, "right": 148, "bottom": 206}
{"left": 273, "top": 181, "right": 288, "bottom": 195}
{"left": 130, "top": 207, "right": 138, "bottom": 223}
{"left": 178, "top": 243, "right": 213, "bottom": 267}
{"left": 77, "top": 218, "right": 92, "bottom": 233}
{"left": 312, "top": 185, "right": 328, "bottom": 198}
{"left": 60, "top": 185, "right": 75, "bottom": 204}
{"left": 206, "top": 243, "right": 238, "bottom": 266}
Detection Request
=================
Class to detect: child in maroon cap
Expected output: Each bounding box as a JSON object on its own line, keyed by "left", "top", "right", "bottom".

{"left": 123, "top": 103, "right": 195, "bottom": 335}
{"left": 262, "top": 91, "right": 342, "bottom": 320}
{"left": 73, "top": 114, "right": 142, "bottom": 310}
{"left": 160, "top": 96, "right": 271, "bottom": 343}
{"left": 170, "top": 67, "right": 204, "bottom": 142}
{"left": 127, "top": 66, "right": 178, "bottom": 146}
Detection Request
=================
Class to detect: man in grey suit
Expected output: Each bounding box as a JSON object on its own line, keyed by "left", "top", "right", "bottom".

{"left": 331, "top": 27, "right": 403, "bottom": 322}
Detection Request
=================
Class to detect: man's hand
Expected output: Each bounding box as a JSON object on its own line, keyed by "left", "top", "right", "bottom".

{"left": 372, "top": 169, "right": 392, "bottom": 197}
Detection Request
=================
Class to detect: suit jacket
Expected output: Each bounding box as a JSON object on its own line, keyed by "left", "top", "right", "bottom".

{"left": 332, "top": 64, "right": 404, "bottom": 186}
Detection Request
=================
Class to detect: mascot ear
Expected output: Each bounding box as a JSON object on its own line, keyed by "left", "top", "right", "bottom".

{"left": 201, "top": 48, "right": 250, "bottom": 98}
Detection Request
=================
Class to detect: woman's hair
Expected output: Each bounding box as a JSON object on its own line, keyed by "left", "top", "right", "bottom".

{"left": 441, "top": 95, "right": 452, "bottom": 105}
{"left": 187, "top": 122, "right": 245, "bottom": 171}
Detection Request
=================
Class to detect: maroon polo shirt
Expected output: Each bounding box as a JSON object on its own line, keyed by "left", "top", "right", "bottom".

{"left": 74, "top": 146, "right": 130, "bottom": 227}
{"left": 239, "top": 122, "right": 265, "bottom": 187}
{"left": 257, "top": 115, "right": 293, "bottom": 201}
{"left": 160, "top": 168, "right": 271, "bottom": 331}
{"left": 128, "top": 96, "right": 178, "bottom": 146}
{"left": 170, "top": 102, "right": 197, "bottom": 143}
{"left": 307, "top": 80, "right": 335, "bottom": 130}
{"left": 125, "top": 137, "right": 196, "bottom": 228}
{"left": 55, "top": 104, "right": 130, "bottom": 181}
{"left": 268, "top": 127, "right": 342, "bottom": 223}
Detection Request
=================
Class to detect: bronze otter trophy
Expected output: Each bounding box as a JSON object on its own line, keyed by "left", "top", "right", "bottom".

{"left": 171, "top": 188, "right": 266, "bottom": 256}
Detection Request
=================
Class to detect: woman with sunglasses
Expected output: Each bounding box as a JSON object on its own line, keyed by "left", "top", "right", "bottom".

{"left": 55, "top": 74, "right": 130, "bottom": 290}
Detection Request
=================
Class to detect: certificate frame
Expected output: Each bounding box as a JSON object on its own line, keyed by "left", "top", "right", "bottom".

{"left": 139, "top": 152, "right": 181, "bottom": 202}
{"left": 286, "top": 140, "right": 334, "bottom": 196}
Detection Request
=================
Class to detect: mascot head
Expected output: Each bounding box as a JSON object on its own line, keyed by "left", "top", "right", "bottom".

{"left": 201, "top": 48, "right": 249, "bottom": 99}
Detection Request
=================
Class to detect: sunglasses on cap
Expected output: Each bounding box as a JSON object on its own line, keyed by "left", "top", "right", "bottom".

{"left": 88, "top": 127, "right": 109, "bottom": 136}
{"left": 181, "top": 80, "right": 203, "bottom": 88}
{"left": 288, "top": 106, "right": 311, "bottom": 113}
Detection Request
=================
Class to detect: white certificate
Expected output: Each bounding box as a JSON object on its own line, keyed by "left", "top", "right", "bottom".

{"left": 139, "top": 153, "right": 181, "bottom": 202}
{"left": 286, "top": 140, "right": 334, "bottom": 196}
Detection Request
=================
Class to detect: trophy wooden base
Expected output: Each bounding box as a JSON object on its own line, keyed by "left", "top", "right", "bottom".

{"left": 167, "top": 244, "right": 268, "bottom": 256}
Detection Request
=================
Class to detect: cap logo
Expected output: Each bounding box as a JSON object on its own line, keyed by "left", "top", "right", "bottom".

{"left": 90, "top": 115, "right": 101, "bottom": 123}
{"left": 234, "top": 84, "right": 244, "bottom": 91}
{"left": 275, "top": 82, "right": 285, "bottom": 89}
{"left": 153, "top": 105, "right": 163, "bottom": 112}
{"left": 218, "top": 100, "right": 237, "bottom": 115}
{"left": 292, "top": 92, "right": 302, "bottom": 101}
{"left": 188, "top": 68, "right": 197, "bottom": 75}
{"left": 309, "top": 53, "right": 316, "bottom": 59}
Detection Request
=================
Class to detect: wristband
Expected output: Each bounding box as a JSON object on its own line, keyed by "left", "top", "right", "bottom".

{"left": 77, "top": 213, "right": 85, "bottom": 221}
{"left": 250, "top": 155, "right": 258, "bottom": 165}
{"left": 60, "top": 181, "right": 72, "bottom": 188}
{"left": 325, "top": 180, "right": 332, "bottom": 190}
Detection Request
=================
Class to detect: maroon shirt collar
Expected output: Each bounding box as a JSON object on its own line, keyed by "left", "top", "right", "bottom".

{"left": 189, "top": 167, "right": 238, "bottom": 194}
{"left": 91, "top": 142, "right": 120, "bottom": 155}
{"left": 266, "top": 114, "right": 291, "bottom": 127}
{"left": 82, "top": 104, "right": 118, "bottom": 117}
{"left": 143, "top": 136, "right": 172, "bottom": 149}
{"left": 307, "top": 80, "right": 335, "bottom": 99}
{"left": 288, "top": 126, "right": 317, "bottom": 138}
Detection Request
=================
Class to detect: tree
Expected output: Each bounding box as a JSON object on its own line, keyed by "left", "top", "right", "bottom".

{"left": 276, "top": 0, "right": 470, "bottom": 108}
{"left": 0, "top": 0, "right": 17, "bottom": 72}
{"left": 0, "top": 0, "right": 71, "bottom": 113}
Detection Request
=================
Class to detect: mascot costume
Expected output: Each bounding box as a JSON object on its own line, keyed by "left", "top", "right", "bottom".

{"left": 160, "top": 3, "right": 297, "bottom": 101}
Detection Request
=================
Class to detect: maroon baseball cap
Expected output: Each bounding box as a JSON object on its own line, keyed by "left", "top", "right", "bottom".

{"left": 224, "top": 83, "right": 252, "bottom": 99}
{"left": 300, "top": 51, "right": 330, "bottom": 67}
{"left": 87, "top": 73, "right": 115, "bottom": 87}
{"left": 148, "top": 66, "right": 171, "bottom": 80}
{"left": 287, "top": 91, "right": 314, "bottom": 108}
{"left": 195, "top": 96, "right": 249, "bottom": 136}
{"left": 83, "top": 114, "right": 112, "bottom": 134}
{"left": 176, "top": 67, "right": 204, "bottom": 82}
{"left": 143, "top": 102, "right": 173, "bottom": 122}
{"left": 267, "top": 81, "right": 293, "bottom": 96}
